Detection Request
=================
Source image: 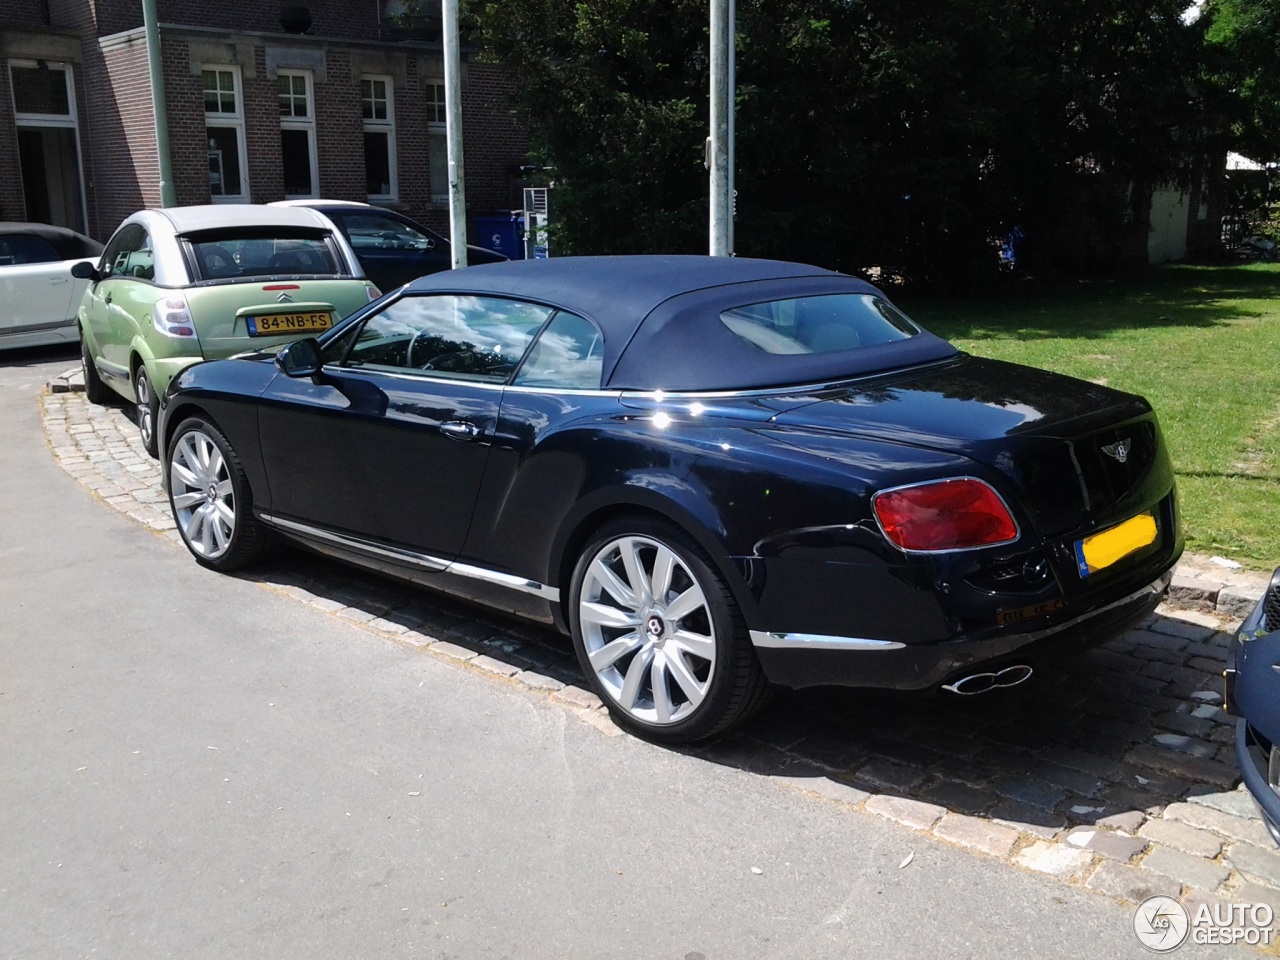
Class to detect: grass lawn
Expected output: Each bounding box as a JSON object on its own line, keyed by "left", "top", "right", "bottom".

{"left": 899, "top": 264, "right": 1280, "bottom": 571}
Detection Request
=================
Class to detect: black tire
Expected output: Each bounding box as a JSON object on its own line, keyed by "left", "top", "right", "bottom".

{"left": 80, "top": 331, "right": 108, "bottom": 404}
{"left": 167, "top": 416, "right": 269, "bottom": 572}
{"left": 568, "top": 516, "right": 771, "bottom": 743}
{"left": 134, "top": 365, "right": 159, "bottom": 458}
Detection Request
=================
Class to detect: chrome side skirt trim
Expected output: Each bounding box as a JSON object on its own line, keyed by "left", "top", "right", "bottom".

{"left": 750, "top": 631, "right": 906, "bottom": 651}
{"left": 262, "top": 514, "right": 450, "bottom": 572}
{"left": 448, "top": 560, "right": 561, "bottom": 601}
{"left": 258, "top": 513, "right": 559, "bottom": 601}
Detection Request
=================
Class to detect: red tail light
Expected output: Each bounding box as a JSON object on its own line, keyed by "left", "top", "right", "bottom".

{"left": 873, "top": 478, "right": 1018, "bottom": 551}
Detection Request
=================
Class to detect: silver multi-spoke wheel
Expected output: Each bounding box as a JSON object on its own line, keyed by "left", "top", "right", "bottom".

{"left": 578, "top": 534, "right": 718, "bottom": 726}
{"left": 170, "top": 428, "right": 237, "bottom": 560}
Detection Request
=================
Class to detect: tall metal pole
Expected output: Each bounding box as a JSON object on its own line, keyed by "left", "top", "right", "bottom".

{"left": 142, "top": 0, "right": 175, "bottom": 207}
{"left": 442, "top": 0, "right": 468, "bottom": 268}
{"left": 726, "top": 0, "right": 734, "bottom": 253}
{"left": 709, "top": 0, "right": 733, "bottom": 256}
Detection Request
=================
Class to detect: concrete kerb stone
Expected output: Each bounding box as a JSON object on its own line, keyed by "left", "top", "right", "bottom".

{"left": 37, "top": 386, "right": 1280, "bottom": 914}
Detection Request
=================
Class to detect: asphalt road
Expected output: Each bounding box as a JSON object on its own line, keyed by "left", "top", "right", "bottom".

{"left": 0, "top": 344, "right": 1238, "bottom": 959}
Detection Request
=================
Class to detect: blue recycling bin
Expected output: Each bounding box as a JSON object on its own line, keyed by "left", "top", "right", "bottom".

{"left": 474, "top": 214, "right": 524, "bottom": 260}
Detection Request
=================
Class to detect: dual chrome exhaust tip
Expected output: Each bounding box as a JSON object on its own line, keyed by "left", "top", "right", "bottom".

{"left": 941, "top": 663, "right": 1034, "bottom": 696}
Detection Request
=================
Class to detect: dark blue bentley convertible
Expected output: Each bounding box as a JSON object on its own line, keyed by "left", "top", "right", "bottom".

{"left": 158, "top": 256, "right": 1184, "bottom": 742}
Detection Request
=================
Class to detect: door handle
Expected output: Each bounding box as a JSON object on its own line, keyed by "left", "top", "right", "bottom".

{"left": 48, "top": 277, "right": 67, "bottom": 284}
{"left": 440, "top": 420, "right": 480, "bottom": 442}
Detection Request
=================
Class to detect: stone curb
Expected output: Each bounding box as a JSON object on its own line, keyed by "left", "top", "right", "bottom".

{"left": 37, "top": 388, "right": 1280, "bottom": 916}
{"left": 48, "top": 366, "right": 84, "bottom": 394}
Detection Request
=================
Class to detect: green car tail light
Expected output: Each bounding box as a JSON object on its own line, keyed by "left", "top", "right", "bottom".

{"left": 367, "top": 284, "right": 382, "bottom": 301}
{"left": 153, "top": 294, "right": 198, "bottom": 339}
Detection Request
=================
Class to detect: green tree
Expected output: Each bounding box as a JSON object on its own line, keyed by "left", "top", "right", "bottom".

{"left": 1204, "top": 0, "right": 1280, "bottom": 163}
{"left": 472, "top": 0, "right": 1223, "bottom": 281}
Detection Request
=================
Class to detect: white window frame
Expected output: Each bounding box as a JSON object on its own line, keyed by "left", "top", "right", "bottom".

{"left": 9, "top": 60, "right": 89, "bottom": 231}
{"left": 361, "top": 74, "right": 397, "bottom": 202}
{"left": 278, "top": 69, "right": 318, "bottom": 199}
{"left": 203, "top": 65, "right": 249, "bottom": 202}
{"left": 425, "top": 79, "right": 447, "bottom": 205}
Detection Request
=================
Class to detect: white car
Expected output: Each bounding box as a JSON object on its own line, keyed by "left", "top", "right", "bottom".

{"left": 0, "top": 222, "right": 103, "bottom": 350}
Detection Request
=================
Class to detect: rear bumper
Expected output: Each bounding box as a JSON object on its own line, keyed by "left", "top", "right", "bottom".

{"left": 754, "top": 570, "right": 1170, "bottom": 690}
{"left": 1235, "top": 719, "right": 1280, "bottom": 847}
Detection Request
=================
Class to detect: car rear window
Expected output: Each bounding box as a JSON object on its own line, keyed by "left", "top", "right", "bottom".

{"left": 184, "top": 229, "right": 345, "bottom": 281}
{"left": 719, "top": 294, "right": 920, "bottom": 355}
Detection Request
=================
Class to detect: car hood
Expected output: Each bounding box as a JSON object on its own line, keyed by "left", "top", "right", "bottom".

{"left": 766, "top": 355, "right": 1168, "bottom": 539}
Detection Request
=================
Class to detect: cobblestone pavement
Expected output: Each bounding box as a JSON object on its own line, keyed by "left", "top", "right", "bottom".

{"left": 40, "top": 387, "right": 1280, "bottom": 920}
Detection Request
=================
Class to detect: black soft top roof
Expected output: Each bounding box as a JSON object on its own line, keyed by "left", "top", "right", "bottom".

{"left": 0, "top": 221, "right": 103, "bottom": 260}
{"left": 406, "top": 255, "right": 957, "bottom": 391}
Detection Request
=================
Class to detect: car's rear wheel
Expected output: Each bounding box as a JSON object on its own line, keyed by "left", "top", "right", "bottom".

{"left": 134, "top": 365, "right": 159, "bottom": 458}
{"left": 167, "top": 416, "right": 268, "bottom": 571}
{"left": 80, "top": 332, "right": 108, "bottom": 404}
{"left": 568, "top": 517, "right": 770, "bottom": 743}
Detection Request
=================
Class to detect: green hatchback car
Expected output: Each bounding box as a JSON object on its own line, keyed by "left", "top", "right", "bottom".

{"left": 75, "top": 204, "right": 380, "bottom": 456}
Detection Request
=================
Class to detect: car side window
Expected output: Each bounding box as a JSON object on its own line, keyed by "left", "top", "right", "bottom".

{"left": 512, "top": 312, "right": 604, "bottom": 390}
{"left": 100, "top": 224, "right": 148, "bottom": 280}
{"left": 329, "top": 294, "right": 553, "bottom": 383}
{"left": 0, "top": 233, "right": 60, "bottom": 266}
{"left": 338, "top": 214, "right": 435, "bottom": 251}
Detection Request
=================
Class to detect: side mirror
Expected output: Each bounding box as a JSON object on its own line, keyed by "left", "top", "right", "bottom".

{"left": 424, "top": 238, "right": 437, "bottom": 251}
{"left": 276, "top": 338, "right": 322, "bottom": 377}
{"left": 71, "top": 260, "right": 99, "bottom": 282}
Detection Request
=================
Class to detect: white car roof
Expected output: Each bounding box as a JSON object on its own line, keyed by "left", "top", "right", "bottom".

{"left": 129, "top": 204, "right": 335, "bottom": 234}
{"left": 269, "top": 200, "right": 372, "bottom": 209}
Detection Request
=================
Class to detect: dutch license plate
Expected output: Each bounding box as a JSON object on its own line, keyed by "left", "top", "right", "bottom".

{"left": 1074, "top": 512, "right": 1157, "bottom": 578}
{"left": 245, "top": 311, "right": 332, "bottom": 336}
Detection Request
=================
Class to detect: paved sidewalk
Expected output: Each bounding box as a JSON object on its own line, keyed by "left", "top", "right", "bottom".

{"left": 39, "top": 386, "right": 1280, "bottom": 920}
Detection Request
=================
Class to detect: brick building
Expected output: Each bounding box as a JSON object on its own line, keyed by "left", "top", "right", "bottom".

{"left": 0, "top": 0, "right": 529, "bottom": 243}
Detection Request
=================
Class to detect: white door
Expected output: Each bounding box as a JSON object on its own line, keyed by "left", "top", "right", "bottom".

{"left": 1148, "top": 188, "right": 1189, "bottom": 264}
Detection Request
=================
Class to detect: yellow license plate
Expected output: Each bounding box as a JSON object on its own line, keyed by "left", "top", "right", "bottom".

{"left": 246, "top": 311, "right": 332, "bottom": 336}
{"left": 1074, "top": 512, "right": 1157, "bottom": 577}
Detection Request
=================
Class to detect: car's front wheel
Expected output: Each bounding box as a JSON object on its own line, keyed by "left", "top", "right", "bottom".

{"left": 167, "top": 416, "right": 268, "bottom": 571}
{"left": 134, "top": 365, "right": 159, "bottom": 458}
{"left": 568, "top": 517, "right": 770, "bottom": 743}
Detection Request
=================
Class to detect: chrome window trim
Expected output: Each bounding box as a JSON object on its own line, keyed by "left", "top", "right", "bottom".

{"left": 749, "top": 631, "right": 906, "bottom": 651}
{"left": 317, "top": 363, "right": 622, "bottom": 398}
{"left": 258, "top": 514, "right": 559, "bottom": 601}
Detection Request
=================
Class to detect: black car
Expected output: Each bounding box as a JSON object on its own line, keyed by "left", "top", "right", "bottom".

{"left": 272, "top": 201, "right": 506, "bottom": 291}
{"left": 158, "top": 256, "right": 1183, "bottom": 742}
{"left": 1227, "top": 568, "right": 1280, "bottom": 845}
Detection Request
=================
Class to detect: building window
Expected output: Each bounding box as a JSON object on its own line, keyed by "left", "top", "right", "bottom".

{"left": 278, "top": 70, "right": 318, "bottom": 198}
{"left": 426, "top": 80, "right": 447, "bottom": 205}
{"left": 426, "top": 81, "right": 446, "bottom": 123}
{"left": 361, "top": 75, "right": 396, "bottom": 201}
{"left": 9, "top": 60, "right": 87, "bottom": 231}
{"left": 203, "top": 66, "right": 248, "bottom": 201}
